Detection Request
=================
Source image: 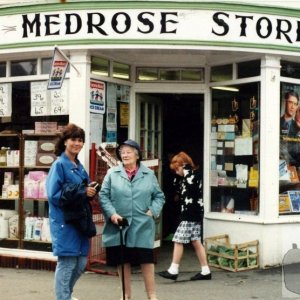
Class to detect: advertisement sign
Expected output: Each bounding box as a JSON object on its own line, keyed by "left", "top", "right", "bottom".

{"left": 47, "top": 47, "right": 69, "bottom": 90}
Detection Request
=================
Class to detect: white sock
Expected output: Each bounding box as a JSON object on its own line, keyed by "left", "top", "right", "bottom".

{"left": 201, "top": 265, "right": 210, "bottom": 275}
{"left": 168, "top": 263, "right": 179, "bottom": 274}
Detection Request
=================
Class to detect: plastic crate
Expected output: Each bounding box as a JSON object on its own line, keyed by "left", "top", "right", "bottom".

{"left": 205, "top": 234, "right": 259, "bottom": 272}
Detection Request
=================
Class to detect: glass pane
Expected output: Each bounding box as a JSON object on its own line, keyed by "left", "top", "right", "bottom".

{"left": 41, "top": 58, "right": 52, "bottom": 74}
{"left": 281, "top": 61, "right": 300, "bottom": 79}
{"left": 211, "top": 64, "right": 232, "bottom": 82}
{"left": 181, "top": 69, "right": 204, "bottom": 81}
{"left": 160, "top": 69, "right": 180, "bottom": 81}
{"left": 113, "top": 62, "right": 130, "bottom": 80}
{"left": 210, "top": 82, "right": 260, "bottom": 215}
{"left": 11, "top": 60, "right": 37, "bottom": 76}
{"left": 237, "top": 60, "right": 260, "bottom": 79}
{"left": 279, "top": 83, "right": 300, "bottom": 214}
{"left": 137, "top": 68, "right": 158, "bottom": 81}
{"left": 0, "top": 62, "right": 6, "bottom": 77}
{"left": 91, "top": 57, "right": 109, "bottom": 77}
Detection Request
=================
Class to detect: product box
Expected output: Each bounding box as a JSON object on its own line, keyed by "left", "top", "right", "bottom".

{"left": 6, "top": 185, "right": 19, "bottom": 199}
{"left": 205, "top": 234, "right": 259, "bottom": 272}
{"left": 35, "top": 122, "right": 57, "bottom": 133}
{"left": 37, "top": 140, "right": 55, "bottom": 153}
{"left": 8, "top": 214, "right": 19, "bottom": 238}
{"left": 4, "top": 172, "right": 14, "bottom": 185}
{"left": 6, "top": 150, "right": 20, "bottom": 167}
{"left": 36, "top": 153, "right": 56, "bottom": 166}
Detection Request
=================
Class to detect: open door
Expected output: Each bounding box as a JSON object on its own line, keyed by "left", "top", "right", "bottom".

{"left": 136, "top": 93, "right": 163, "bottom": 248}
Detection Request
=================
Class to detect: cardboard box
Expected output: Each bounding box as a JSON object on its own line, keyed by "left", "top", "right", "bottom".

{"left": 205, "top": 234, "right": 259, "bottom": 272}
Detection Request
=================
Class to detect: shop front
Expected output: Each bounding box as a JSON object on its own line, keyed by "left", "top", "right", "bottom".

{"left": 1, "top": 0, "right": 300, "bottom": 268}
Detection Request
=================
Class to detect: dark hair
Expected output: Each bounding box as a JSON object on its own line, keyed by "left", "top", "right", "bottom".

{"left": 54, "top": 123, "right": 85, "bottom": 156}
{"left": 285, "top": 91, "right": 299, "bottom": 103}
{"left": 170, "top": 151, "right": 197, "bottom": 171}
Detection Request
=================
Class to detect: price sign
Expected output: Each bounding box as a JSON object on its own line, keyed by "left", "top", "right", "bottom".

{"left": 50, "top": 80, "right": 69, "bottom": 115}
{"left": 0, "top": 83, "right": 12, "bottom": 117}
{"left": 31, "top": 81, "right": 49, "bottom": 116}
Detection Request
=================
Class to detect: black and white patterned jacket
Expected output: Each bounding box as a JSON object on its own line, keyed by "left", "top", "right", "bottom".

{"left": 173, "top": 164, "right": 204, "bottom": 222}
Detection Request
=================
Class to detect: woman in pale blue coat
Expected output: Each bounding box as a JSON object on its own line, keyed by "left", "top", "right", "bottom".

{"left": 100, "top": 139, "right": 165, "bottom": 300}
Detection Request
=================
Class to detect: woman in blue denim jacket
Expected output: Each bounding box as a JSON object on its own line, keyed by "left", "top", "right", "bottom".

{"left": 46, "top": 123, "right": 97, "bottom": 300}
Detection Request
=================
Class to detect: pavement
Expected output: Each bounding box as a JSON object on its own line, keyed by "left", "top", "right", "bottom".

{"left": 0, "top": 242, "right": 299, "bottom": 300}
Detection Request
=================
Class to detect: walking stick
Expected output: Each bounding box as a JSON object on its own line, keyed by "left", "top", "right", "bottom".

{"left": 118, "top": 218, "right": 128, "bottom": 300}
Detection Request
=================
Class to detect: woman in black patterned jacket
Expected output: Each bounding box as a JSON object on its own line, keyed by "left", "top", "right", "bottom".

{"left": 158, "top": 152, "right": 211, "bottom": 281}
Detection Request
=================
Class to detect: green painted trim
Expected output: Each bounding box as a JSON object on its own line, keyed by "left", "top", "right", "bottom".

{"left": 2, "top": 38, "right": 300, "bottom": 54}
{"left": 0, "top": 1, "right": 300, "bottom": 18}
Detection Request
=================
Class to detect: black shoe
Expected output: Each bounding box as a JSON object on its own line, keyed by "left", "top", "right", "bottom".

{"left": 190, "top": 272, "right": 212, "bottom": 281}
{"left": 158, "top": 270, "right": 178, "bottom": 280}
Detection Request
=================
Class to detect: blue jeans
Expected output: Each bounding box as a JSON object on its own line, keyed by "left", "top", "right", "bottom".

{"left": 55, "top": 256, "right": 87, "bottom": 300}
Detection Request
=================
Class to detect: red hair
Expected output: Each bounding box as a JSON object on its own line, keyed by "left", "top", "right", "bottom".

{"left": 170, "top": 152, "right": 197, "bottom": 171}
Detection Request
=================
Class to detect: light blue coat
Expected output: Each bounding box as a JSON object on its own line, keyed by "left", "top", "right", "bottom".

{"left": 99, "top": 163, "right": 165, "bottom": 249}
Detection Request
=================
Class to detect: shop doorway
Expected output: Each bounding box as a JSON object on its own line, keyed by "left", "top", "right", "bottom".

{"left": 137, "top": 93, "right": 204, "bottom": 239}
{"left": 161, "top": 93, "right": 204, "bottom": 239}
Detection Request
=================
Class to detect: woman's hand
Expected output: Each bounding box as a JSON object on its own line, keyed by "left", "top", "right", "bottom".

{"left": 86, "top": 186, "right": 97, "bottom": 198}
{"left": 146, "top": 210, "right": 153, "bottom": 217}
{"left": 110, "top": 213, "right": 123, "bottom": 225}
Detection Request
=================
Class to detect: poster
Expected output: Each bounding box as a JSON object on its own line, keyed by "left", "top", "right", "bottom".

{"left": 280, "top": 83, "right": 300, "bottom": 168}
{"left": 90, "top": 113, "right": 103, "bottom": 148}
{"left": 30, "top": 81, "right": 49, "bottom": 116}
{"left": 120, "top": 102, "right": 129, "bottom": 127}
{"left": 0, "top": 83, "right": 12, "bottom": 117}
{"left": 50, "top": 80, "right": 69, "bottom": 115}
{"left": 90, "top": 79, "right": 105, "bottom": 114}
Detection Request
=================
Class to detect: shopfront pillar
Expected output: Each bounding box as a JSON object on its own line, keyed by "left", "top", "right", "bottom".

{"left": 260, "top": 55, "right": 281, "bottom": 220}
{"left": 68, "top": 51, "right": 91, "bottom": 168}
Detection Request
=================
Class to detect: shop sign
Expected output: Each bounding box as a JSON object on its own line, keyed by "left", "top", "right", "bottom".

{"left": 1, "top": 9, "right": 300, "bottom": 49}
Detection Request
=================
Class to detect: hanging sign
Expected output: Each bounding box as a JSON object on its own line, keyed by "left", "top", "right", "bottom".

{"left": 0, "top": 83, "right": 12, "bottom": 117}
{"left": 30, "top": 81, "right": 49, "bottom": 116}
{"left": 47, "top": 47, "right": 69, "bottom": 90}
{"left": 90, "top": 79, "right": 105, "bottom": 114}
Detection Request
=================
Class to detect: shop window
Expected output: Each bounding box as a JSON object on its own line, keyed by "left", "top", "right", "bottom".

{"left": 0, "top": 62, "right": 6, "bottom": 77}
{"left": 160, "top": 69, "right": 180, "bottom": 81}
{"left": 11, "top": 60, "right": 37, "bottom": 76}
{"left": 181, "top": 69, "right": 204, "bottom": 81}
{"left": 211, "top": 64, "right": 233, "bottom": 82}
{"left": 281, "top": 61, "right": 300, "bottom": 79}
{"left": 237, "top": 60, "right": 260, "bottom": 79}
{"left": 137, "top": 67, "right": 204, "bottom": 82}
{"left": 91, "top": 57, "right": 109, "bottom": 77}
{"left": 210, "top": 82, "right": 260, "bottom": 215}
{"left": 41, "top": 58, "right": 52, "bottom": 74}
{"left": 113, "top": 61, "right": 130, "bottom": 80}
{"left": 279, "top": 82, "right": 300, "bottom": 214}
{"left": 137, "top": 68, "right": 159, "bottom": 81}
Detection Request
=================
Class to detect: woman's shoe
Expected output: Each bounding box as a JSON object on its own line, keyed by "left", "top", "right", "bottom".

{"left": 190, "top": 272, "right": 212, "bottom": 281}
{"left": 158, "top": 270, "right": 178, "bottom": 280}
